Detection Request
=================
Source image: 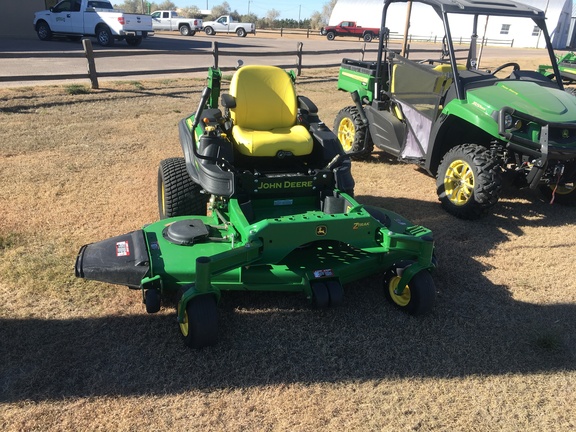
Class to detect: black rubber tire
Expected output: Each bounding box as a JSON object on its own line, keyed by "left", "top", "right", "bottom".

{"left": 326, "top": 280, "right": 344, "bottom": 307}
{"left": 333, "top": 106, "right": 374, "bottom": 158}
{"left": 179, "top": 294, "right": 219, "bottom": 349}
{"left": 205, "top": 26, "right": 215, "bottom": 36}
{"left": 539, "top": 182, "right": 576, "bottom": 205}
{"left": 179, "top": 25, "right": 191, "bottom": 36}
{"left": 158, "top": 157, "right": 208, "bottom": 219}
{"left": 36, "top": 21, "right": 52, "bottom": 41}
{"left": 145, "top": 289, "right": 161, "bottom": 313}
{"left": 236, "top": 28, "right": 247, "bottom": 37}
{"left": 96, "top": 25, "right": 114, "bottom": 47}
{"left": 363, "top": 32, "right": 373, "bottom": 42}
{"left": 326, "top": 31, "right": 336, "bottom": 41}
{"left": 383, "top": 267, "right": 435, "bottom": 316}
{"left": 311, "top": 282, "right": 330, "bottom": 309}
{"left": 125, "top": 37, "right": 142, "bottom": 47}
{"left": 436, "top": 143, "right": 502, "bottom": 219}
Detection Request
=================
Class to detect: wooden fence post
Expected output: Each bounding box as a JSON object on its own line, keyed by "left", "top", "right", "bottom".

{"left": 82, "top": 38, "right": 99, "bottom": 89}
{"left": 296, "top": 42, "right": 303, "bottom": 76}
{"left": 212, "top": 41, "right": 219, "bottom": 68}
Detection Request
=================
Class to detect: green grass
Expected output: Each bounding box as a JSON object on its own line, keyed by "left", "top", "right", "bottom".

{"left": 64, "top": 84, "right": 91, "bottom": 95}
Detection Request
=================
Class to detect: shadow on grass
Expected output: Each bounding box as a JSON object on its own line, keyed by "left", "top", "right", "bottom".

{"left": 1, "top": 196, "right": 574, "bottom": 402}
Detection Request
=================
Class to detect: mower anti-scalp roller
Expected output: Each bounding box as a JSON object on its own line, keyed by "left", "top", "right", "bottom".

{"left": 75, "top": 65, "right": 438, "bottom": 348}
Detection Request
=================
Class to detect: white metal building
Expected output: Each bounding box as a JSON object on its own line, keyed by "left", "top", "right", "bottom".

{"left": 329, "top": 0, "right": 574, "bottom": 49}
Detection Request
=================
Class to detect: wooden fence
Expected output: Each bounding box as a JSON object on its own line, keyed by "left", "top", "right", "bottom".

{"left": 0, "top": 39, "right": 377, "bottom": 89}
{"left": 0, "top": 32, "right": 514, "bottom": 88}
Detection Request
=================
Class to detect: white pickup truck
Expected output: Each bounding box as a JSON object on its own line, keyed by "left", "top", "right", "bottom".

{"left": 202, "top": 15, "right": 255, "bottom": 37}
{"left": 151, "top": 10, "right": 202, "bottom": 36}
{"left": 33, "top": 0, "right": 154, "bottom": 47}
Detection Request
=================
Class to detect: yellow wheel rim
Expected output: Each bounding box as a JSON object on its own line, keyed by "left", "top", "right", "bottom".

{"left": 337, "top": 117, "right": 355, "bottom": 152}
{"left": 179, "top": 306, "right": 189, "bottom": 337}
{"left": 444, "top": 159, "right": 474, "bottom": 206}
{"left": 551, "top": 183, "right": 575, "bottom": 195}
{"left": 388, "top": 276, "right": 411, "bottom": 307}
{"left": 161, "top": 182, "right": 166, "bottom": 215}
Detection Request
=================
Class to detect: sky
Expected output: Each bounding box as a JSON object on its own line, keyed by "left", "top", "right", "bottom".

{"left": 170, "top": 0, "right": 328, "bottom": 21}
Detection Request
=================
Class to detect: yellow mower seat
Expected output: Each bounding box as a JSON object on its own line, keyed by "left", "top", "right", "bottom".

{"left": 228, "top": 65, "right": 313, "bottom": 157}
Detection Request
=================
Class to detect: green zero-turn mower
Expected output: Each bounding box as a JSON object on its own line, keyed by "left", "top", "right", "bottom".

{"left": 75, "top": 65, "right": 437, "bottom": 348}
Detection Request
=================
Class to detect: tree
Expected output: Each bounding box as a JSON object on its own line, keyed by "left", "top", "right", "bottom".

{"left": 157, "top": 1, "right": 176, "bottom": 10}
{"left": 322, "top": 0, "right": 337, "bottom": 23}
{"left": 180, "top": 6, "right": 202, "bottom": 18}
{"left": 266, "top": 9, "right": 281, "bottom": 25}
{"left": 240, "top": 13, "right": 258, "bottom": 24}
{"left": 113, "top": 1, "right": 141, "bottom": 13}
{"left": 309, "top": 11, "right": 324, "bottom": 30}
{"left": 209, "top": 2, "right": 231, "bottom": 19}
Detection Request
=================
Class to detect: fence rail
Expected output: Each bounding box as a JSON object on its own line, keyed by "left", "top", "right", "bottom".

{"left": 0, "top": 40, "right": 378, "bottom": 88}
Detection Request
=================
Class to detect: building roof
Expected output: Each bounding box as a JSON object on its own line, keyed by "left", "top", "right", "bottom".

{"left": 383, "top": 0, "right": 544, "bottom": 18}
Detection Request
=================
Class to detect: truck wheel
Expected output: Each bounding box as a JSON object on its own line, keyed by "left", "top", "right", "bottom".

{"left": 179, "top": 294, "right": 219, "bottom": 349}
{"left": 384, "top": 266, "right": 435, "bottom": 316}
{"left": 36, "top": 21, "right": 52, "bottom": 41}
{"left": 125, "top": 37, "right": 142, "bottom": 47}
{"left": 363, "top": 32, "right": 373, "bottom": 42}
{"left": 158, "top": 157, "right": 209, "bottom": 218}
{"left": 179, "top": 25, "right": 191, "bottom": 36}
{"left": 333, "top": 106, "right": 374, "bottom": 158}
{"left": 96, "top": 25, "right": 114, "bottom": 47}
{"left": 436, "top": 143, "right": 502, "bottom": 219}
{"left": 205, "top": 26, "right": 215, "bottom": 36}
{"left": 539, "top": 182, "right": 576, "bottom": 205}
{"left": 236, "top": 27, "right": 247, "bottom": 37}
{"left": 326, "top": 31, "right": 336, "bottom": 41}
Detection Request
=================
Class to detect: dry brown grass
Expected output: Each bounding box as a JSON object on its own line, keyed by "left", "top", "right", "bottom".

{"left": 1, "top": 60, "right": 575, "bottom": 431}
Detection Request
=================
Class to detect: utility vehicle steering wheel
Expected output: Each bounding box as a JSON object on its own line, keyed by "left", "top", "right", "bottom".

{"left": 491, "top": 62, "right": 520, "bottom": 75}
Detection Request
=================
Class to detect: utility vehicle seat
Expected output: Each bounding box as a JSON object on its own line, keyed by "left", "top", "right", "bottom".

{"left": 223, "top": 65, "right": 314, "bottom": 157}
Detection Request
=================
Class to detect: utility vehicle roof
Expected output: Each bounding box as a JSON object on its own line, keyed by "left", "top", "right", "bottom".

{"left": 385, "top": 0, "right": 544, "bottom": 19}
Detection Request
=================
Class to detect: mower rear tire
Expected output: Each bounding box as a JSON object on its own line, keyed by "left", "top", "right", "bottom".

{"left": 334, "top": 106, "right": 373, "bottom": 158}
{"left": 158, "top": 157, "right": 208, "bottom": 218}
{"left": 436, "top": 143, "right": 502, "bottom": 219}
{"left": 384, "top": 267, "right": 435, "bottom": 316}
{"left": 145, "top": 289, "right": 161, "bottom": 313}
{"left": 179, "top": 294, "right": 219, "bottom": 348}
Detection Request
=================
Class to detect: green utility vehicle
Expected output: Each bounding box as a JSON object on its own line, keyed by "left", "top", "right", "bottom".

{"left": 75, "top": 65, "right": 437, "bottom": 348}
{"left": 335, "top": 0, "right": 576, "bottom": 219}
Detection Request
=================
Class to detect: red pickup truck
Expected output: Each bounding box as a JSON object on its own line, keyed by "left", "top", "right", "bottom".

{"left": 320, "top": 21, "right": 380, "bottom": 42}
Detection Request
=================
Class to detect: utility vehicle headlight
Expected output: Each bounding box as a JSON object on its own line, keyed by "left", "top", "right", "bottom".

{"left": 504, "top": 113, "right": 514, "bottom": 129}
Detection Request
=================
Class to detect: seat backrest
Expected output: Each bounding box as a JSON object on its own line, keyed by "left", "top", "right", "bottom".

{"left": 229, "top": 65, "right": 298, "bottom": 131}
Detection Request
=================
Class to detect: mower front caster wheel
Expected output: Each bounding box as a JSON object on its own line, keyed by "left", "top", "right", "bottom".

{"left": 311, "top": 281, "right": 344, "bottom": 309}
{"left": 383, "top": 268, "right": 435, "bottom": 315}
{"left": 179, "top": 294, "right": 219, "bottom": 348}
{"left": 145, "top": 289, "right": 161, "bottom": 313}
